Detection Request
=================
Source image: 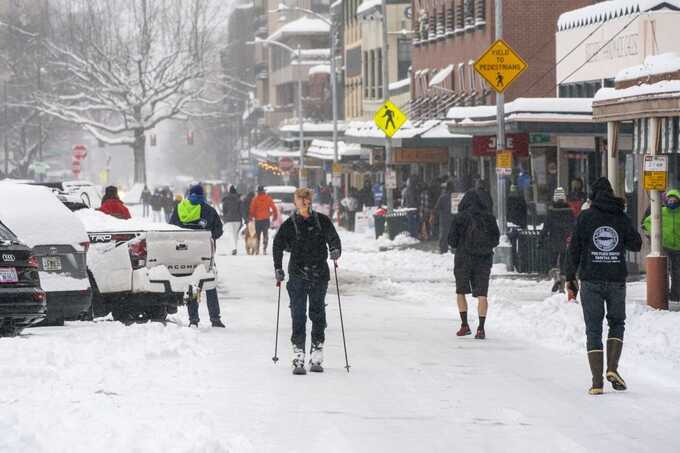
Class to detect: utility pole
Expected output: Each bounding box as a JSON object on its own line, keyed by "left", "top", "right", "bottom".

{"left": 380, "top": 0, "right": 393, "bottom": 209}
{"left": 297, "top": 44, "right": 306, "bottom": 188}
{"left": 4, "top": 82, "right": 8, "bottom": 177}
{"left": 330, "top": 18, "right": 340, "bottom": 215}
{"left": 495, "top": 0, "right": 507, "bottom": 235}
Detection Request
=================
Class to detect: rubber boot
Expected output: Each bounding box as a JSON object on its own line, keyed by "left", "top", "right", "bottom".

{"left": 292, "top": 346, "right": 306, "bottom": 375}
{"left": 310, "top": 342, "right": 324, "bottom": 373}
{"left": 606, "top": 338, "right": 627, "bottom": 391}
{"left": 587, "top": 350, "right": 604, "bottom": 395}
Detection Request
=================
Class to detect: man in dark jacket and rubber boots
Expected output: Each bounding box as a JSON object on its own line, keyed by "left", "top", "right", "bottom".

{"left": 273, "top": 188, "right": 341, "bottom": 375}
{"left": 170, "top": 183, "right": 226, "bottom": 328}
{"left": 566, "top": 177, "right": 641, "bottom": 395}
{"left": 448, "top": 190, "right": 500, "bottom": 340}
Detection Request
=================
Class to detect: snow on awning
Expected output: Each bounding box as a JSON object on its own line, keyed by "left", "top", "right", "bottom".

{"left": 357, "top": 0, "right": 381, "bottom": 16}
{"left": 309, "top": 64, "right": 331, "bottom": 76}
{"left": 557, "top": 0, "right": 680, "bottom": 31}
{"left": 279, "top": 121, "right": 346, "bottom": 134}
{"left": 428, "top": 65, "right": 454, "bottom": 87}
{"left": 345, "top": 119, "right": 440, "bottom": 140}
{"left": 615, "top": 53, "right": 680, "bottom": 82}
{"left": 594, "top": 80, "right": 680, "bottom": 102}
{"left": 447, "top": 98, "right": 593, "bottom": 121}
{"left": 421, "top": 123, "right": 471, "bottom": 140}
{"left": 307, "top": 140, "right": 361, "bottom": 161}
{"left": 268, "top": 17, "right": 330, "bottom": 42}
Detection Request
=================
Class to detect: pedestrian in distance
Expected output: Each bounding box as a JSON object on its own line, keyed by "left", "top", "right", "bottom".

{"left": 568, "top": 177, "right": 588, "bottom": 217}
{"left": 565, "top": 177, "right": 641, "bottom": 395}
{"left": 162, "top": 187, "right": 175, "bottom": 222}
{"left": 273, "top": 187, "right": 341, "bottom": 375}
{"left": 540, "top": 187, "right": 575, "bottom": 293}
{"left": 99, "top": 186, "right": 131, "bottom": 220}
{"left": 170, "top": 183, "right": 226, "bottom": 328}
{"left": 448, "top": 190, "right": 500, "bottom": 339}
{"left": 222, "top": 185, "right": 243, "bottom": 255}
{"left": 150, "top": 188, "right": 163, "bottom": 222}
{"left": 435, "top": 181, "right": 454, "bottom": 254}
{"left": 141, "top": 185, "right": 152, "bottom": 217}
{"left": 642, "top": 189, "right": 680, "bottom": 304}
{"left": 340, "top": 190, "right": 359, "bottom": 232}
{"left": 507, "top": 184, "right": 528, "bottom": 229}
{"left": 248, "top": 185, "right": 278, "bottom": 255}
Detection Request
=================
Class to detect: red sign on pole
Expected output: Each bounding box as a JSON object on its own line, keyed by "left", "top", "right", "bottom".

{"left": 472, "top": 133, "right": 529, "bottom": 157}
{"left": 73, "top": 144, "right": 88, "bottom": 160}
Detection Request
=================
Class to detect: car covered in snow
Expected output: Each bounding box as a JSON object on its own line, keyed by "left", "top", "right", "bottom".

{"left": 264, "top": 185, "right": 296, "bottom": 228}
{"left": 0, "top": 222, "right": 47, "bottom": 336}
{"left": 74, "top": 209, "right": 216, "bottom": 323}
{"left": 32, "top": 180, "right": 102, "bottom": 208}
{"left": 0, "top": 183, "right": 92, "bottom": 325}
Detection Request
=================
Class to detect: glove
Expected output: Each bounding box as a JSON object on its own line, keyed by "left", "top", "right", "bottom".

{"left": 275, "top": 269, "right": 285, "bottom": 282}
{"left": 329, "top": 248, "right": 341, "bottom": 260}
{"left": 567, "top": 280, "right": 579, "bottom": 301}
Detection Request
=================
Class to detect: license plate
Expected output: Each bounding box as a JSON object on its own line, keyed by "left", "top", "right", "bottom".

{"left": 42, "top": 256, "right": 63, "bottom": 271}
{"left": 0, "top": 267, "right": 18, "bottom": 283}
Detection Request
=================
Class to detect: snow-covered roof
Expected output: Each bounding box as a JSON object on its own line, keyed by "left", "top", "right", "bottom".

{"left": 279, "top": 122, "right": 347, "bottom": 133}
{"left": 421, "top": 123, "right": 471, "bottom": 140}
{"left": 389, "top": 78, "right": 411, "bottom": 91}
{"left": 616, "top": 53, "right": 680, "bottom": 82}
{"left": 429, "top": 65, "right": 455, "bottom": 87}
{"left": 309, "top": 64, "right": 331, "bottom": 76}
{"left": 307, "top": 140, "right": 362, "bottom": 161}
{"left": 447, "top": 98, "right": 593, "bottom": 120}
{"left": 234, "top": 1, "right": 254, "bottom": 10}
{"left": 357, "top": 0, "right": 381, "bottom": 16}
{"left": 268, "top": 17, "right": 330, "bottom": 42}
{"left": 558, "top": 0, "right": 680, "bottom": 31}
{"left": 250, "top": 137, "right": 299, "bottom": 161}
{"left": 594, "top": 79, "right": 680, "bottom": 102}
{"left": 345, "top": 119, "right": 440, "bottom": 140}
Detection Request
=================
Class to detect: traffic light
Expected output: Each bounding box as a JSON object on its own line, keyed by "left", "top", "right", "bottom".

{"left": 150, "top": 134, "right": 157, "bottom": 147}
{"left": 186, "top": 130, "right": 194, "bottom": 145}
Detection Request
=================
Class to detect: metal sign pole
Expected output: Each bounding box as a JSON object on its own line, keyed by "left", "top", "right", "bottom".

{"left": 381, "top": 0, "right": 393, "bottom": 210}
{"left": 495, "top": 0, "right": 507, "bottom": 235}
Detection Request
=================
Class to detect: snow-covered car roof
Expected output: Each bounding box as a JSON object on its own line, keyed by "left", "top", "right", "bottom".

{"left": 75, "top": 209, "right": 182, "bottom": 233}
{"left": 0, "top": 182, "right": 89, "bottom": 247}
{"left": 264, "top": 186, "right": 297, "bottom": 193}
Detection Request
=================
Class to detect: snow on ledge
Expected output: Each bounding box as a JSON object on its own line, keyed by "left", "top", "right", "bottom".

{"left": 268, "top": 17, "right": 330, "bottom": 42}
{"left": 616, "top": 52, "right": 680, "bottom": 82}
{"left": 594, "top": 79, "right": 680, "bottom": 102}
{"left": 309, "top": 64, "right": 331, "bottom": 76}
{"left": 557, "top": 0, "right": 680, "bottom": 31}
{"left": 357, "top": 0, "right": 381, "bottom": 16}
{"left": 389, "top": 78, "right": 411, "bottom": 91}
{"left": 447, "top": 98, "right": 593, "bottom": 120}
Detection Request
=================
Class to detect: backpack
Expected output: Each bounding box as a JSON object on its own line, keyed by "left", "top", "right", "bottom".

{"left": 463, "top": 213, "right": 499, "bottom": 256}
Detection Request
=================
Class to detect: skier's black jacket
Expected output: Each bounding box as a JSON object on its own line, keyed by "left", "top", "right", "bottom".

{"left": 273, "top": 210, "right": 341, "bottom": 281}
{"left": 448, "top": 190, "right": 500, "bottom": 256}
{"left": 221, "top": 192, "right": 243, "bottom": 223}
{"left": 565, "top": 191, "right": 641, "bottom": 283}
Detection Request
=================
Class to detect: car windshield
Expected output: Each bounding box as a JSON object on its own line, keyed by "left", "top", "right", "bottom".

{"left": 0, "top": 222, "right": 17, "bottom": 241}
{"left": 268, "top": 192, "right": 294, "bottom": 203}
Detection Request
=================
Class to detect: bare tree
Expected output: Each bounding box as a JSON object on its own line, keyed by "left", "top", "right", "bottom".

{"left": 32, "top": 0, "right": 231, "bottom": 183}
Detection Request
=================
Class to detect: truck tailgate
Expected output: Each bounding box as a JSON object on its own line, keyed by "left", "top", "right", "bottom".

{"left": 145, "top": 230, "right": 213, "bottom": 276}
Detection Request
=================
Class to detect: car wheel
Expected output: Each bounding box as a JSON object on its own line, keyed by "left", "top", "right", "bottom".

{"left": 146, "top": 305, "right": 168, "bottom": 322}
{"left": 88, "top": 272, "right": 110, "bottom": 318}
{"left": 0, "top": 320, "right": 23, "bottom": 337}
{"left": 112, "top": 308, "right": 135, "bottom": 325}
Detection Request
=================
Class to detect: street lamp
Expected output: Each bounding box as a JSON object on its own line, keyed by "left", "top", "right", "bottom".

{"left": 249, "top": 37, "right": 308, "bottom": 188}
{"left": 269, "top": 3, "right": 340, "bottom": 207}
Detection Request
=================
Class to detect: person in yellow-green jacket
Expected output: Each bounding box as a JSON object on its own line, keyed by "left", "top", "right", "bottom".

{"left": 170, "top": 183, "right": 225, "bottom": 328}
{"left": 643, "top": 189, "right": 680, "bottom": 302}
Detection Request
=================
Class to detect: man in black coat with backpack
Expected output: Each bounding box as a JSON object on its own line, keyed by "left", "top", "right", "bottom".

{"left": 448, "top": 190, "right": 500, "bottom": 339}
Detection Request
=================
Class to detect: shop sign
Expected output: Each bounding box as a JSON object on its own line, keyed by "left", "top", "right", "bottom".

{"left": 450, "top": 192, "right": 465, "bottom": 214}
{"left": 374, "top": 100, "right": 407, "bottom": 138}
{"left": 496, "top": 151, "right": 513, "bottom": 176}
{"left": 385, "top": 169, "right": 398, "bottom": 190}
{"left": 332, "top": 162, "right": 343, "bottom": 176}
{"left": 474, "top": 39, "right": 528, "bottom": 94}
{"left": 530, "top": 133, "right": 551, "bottom": 145}
{"left": 472, "top": 133, "right": 529, "bottom": 157}
{"left": 369, "top": 147, "right": 385, "bottom": 165}
{"left": 392, "top": 147, "right": 448, "bottom": 164}
{"left": 643, "top": 155, "right": 668, "bottom": 191}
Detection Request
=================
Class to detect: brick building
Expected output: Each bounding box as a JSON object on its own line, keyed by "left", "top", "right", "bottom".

{"left": 410, "top": 0, "right": 593, "bottom": 119}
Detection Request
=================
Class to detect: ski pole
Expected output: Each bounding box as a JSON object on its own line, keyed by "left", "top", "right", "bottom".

{"left": 272, "top": 281, "right": 282, "bottom": 363}
{"left": 333, "top": 261, "right": 351, "bottom": 373}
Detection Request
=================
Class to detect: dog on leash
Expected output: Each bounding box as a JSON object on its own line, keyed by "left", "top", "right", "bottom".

{"left": 243, "top": 221, "right": 258, "bottom": 255}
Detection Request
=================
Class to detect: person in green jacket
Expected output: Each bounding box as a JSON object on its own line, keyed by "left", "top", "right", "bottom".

{"left": 643, "top": 189, "right": 680, "bottom": 302}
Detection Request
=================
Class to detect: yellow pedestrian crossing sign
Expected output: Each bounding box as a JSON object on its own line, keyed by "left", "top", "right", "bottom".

{"left": 474, "top": 39, "right": 528, "bottom": 94}
{"left": 374, "top": 100, "right": 407, "bottom": 138}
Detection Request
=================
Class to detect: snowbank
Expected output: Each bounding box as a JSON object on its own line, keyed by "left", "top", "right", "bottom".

{"left": 122, "top": 183, "right": 145, "bottom": 205}
{"left": 75, "top": 208, "right": 181, "bottom": 232}
{"left": 39, "top": 272, "right": 90, "bottom": 292}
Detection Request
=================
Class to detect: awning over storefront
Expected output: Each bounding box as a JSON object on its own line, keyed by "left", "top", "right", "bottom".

{"left": 344, "top": 119, "right": 440, "bottom": 146}
{"left": 250, "top": 137, "right": 299, "bottom": 162}
{"left": 306, "top": 140, "right": 362, "bottom": 161}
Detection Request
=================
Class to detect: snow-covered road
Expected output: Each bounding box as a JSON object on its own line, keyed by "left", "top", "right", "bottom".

{"left": 2, "top": 229, "right": 680, "bottom": 453}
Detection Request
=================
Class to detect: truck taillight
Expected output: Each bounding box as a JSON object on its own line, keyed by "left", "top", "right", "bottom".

{"left": 32, "top": 290, "right": 46, "bottom": 302}
{"left": 128, "top": 239, "right": 147, "bottom": 269}
{"left": 28, "top": 256, "right": 39, "bottom": 268}
{"left": 80, "top": 241, "right": 90, "bottom": 252}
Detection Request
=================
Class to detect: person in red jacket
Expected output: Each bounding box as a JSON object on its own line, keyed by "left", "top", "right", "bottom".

{"left": 248, "top": 185, "right": 278, "bottom": 254}
{"left": 99, "top": 186, "right": 131, "bottom": 220}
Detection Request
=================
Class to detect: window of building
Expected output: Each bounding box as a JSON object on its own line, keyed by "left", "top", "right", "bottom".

{"left": 346, "top": 46, "right": 362, "bottom": 78}
{"left": 429, "top": 8, "right": 436, "bottom": 39}
{"left": 446, "top": 1, "right": 455, "bottom": 35}
{"left": 467, "top": 61, "right": 475, "bottom": 93}
{"left": 475, "top": 0, "right": 486, "bottom": 26}
{"left": 363, "top": 51, "right": 369, "bottom": 98}
{"left": 464, "top": 0, "right": 475, "bottom": 30}
{"left": 458, "top": 63, "right": 465, "bottom": 92}
{"left": 455, "top": 0, "right": 464, "bottom": 32}
{"left": 397, "top": 38, "right": 411, "bottom": 81}
{"left": 436, "top": 6, "right": 445, "bottom": 38}
{"left": 376, "top": 49, "right": 383, "bottom": 99}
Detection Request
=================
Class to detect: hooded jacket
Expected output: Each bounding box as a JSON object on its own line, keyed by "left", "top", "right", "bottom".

{"left": 222, "top": 191, "right": 243, "bottom": 223}
{"left": 248, "top": 193, "right": 278, "bottom": 222}
{"left": 566, "top": 190, "right": 641, "bottom": 282}
{"left": 642, "top": 189, "right": 680, "bottom": 251}
{"left": 99, "top": 198, "right": 131, "bottom": 220}
{"left": 448, "top": 190, "right": 500, "bottom": 256}
{"left": 540, "top": 200, "right": 574, "bottom": 254}
{"left": 169, "top": 198, "right": 223, "bottom": 240}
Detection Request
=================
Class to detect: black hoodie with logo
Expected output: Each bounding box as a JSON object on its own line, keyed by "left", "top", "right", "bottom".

{"left": 565, "top": 190, "right": 642, "bottom": 282}
{"left": 448, "top": 190, "right": 500, "bottom": 256}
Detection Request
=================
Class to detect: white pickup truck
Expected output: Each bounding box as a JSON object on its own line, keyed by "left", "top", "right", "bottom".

{"left": 74, "top": 209, "right": 216, "bottom": 322}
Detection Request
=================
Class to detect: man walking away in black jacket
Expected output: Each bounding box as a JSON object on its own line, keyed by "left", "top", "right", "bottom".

{"left": 448, "top": 190, "right": 500, "bottom": 339}
{"left": 222, "top": 185, "right": 243, "bottom": 255}
{"left": 565, "top": 177, "right": 641, "bottom": 395}
{"left": 170, "top": 183, "right": 225, "bottom": 328}
{"left": 541, "top": 187, "right": 575, "bottom": 293}
{"left": 435, "top": 181, "right": 454, "bottom": 254}
{"left": 273, "top": 188, "right": 341, "bottom": 375}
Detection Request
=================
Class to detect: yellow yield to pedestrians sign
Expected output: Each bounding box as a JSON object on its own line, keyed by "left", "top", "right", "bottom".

{"left": 374, "top": 100, "right": 407, "bottom": 138}
{"left": 474, "top": 39, "right": 528, "bottom": 94}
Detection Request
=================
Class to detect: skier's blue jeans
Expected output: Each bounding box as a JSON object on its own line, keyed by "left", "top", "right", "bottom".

{"left": 187, "top": 288, "right": 221, "bottom": 323}
{"left": 287, "top": 277, "right": 328, "bottom": 349}
{"left": 580, "top": 281, "right": 626, "bottom": 351}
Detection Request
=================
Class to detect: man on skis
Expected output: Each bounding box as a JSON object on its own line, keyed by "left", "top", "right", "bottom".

{"left": 565, "top": 177, "right": 641, "bottom": 395}
{"left": 448, "top": 189, "right": 500, "bottom": 339}
{"left": 170, "top": 183, "right": 226, "bottom": 328}
{"left": 273, "top": 188, "right": 341, "bottom": 374}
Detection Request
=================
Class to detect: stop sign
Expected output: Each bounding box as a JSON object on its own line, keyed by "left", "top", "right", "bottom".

{"left": 279, "top": 157, "right": 294, "bottom": 171}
